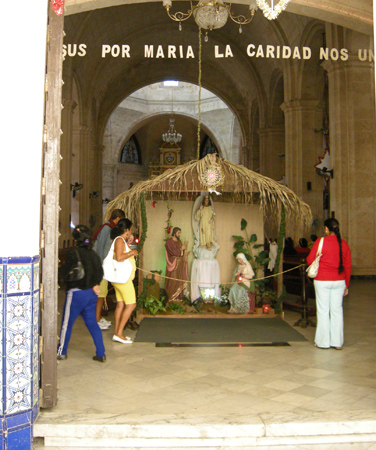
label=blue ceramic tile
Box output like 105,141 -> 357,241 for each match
6,411 -> 31,429
32,403 -> 39,424
6,264 -> 32,295
32,262 -> 40,293
0,256 -> 40,445
5,294 -> 32,415
0,265 -> 3,294
7,424 -> 32,450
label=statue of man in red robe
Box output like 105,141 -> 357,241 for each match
165,227 -> 189,301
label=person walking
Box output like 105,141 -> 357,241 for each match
57,225 -> 106,362
109,218 -> 138,344
306,218 -> 351,350
93,208 -> 125,330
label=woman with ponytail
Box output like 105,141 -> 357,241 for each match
109,218 -> 138,344
306,218 -> 351,350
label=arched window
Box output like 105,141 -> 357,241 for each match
200,135 -> 218,159
120,135 -> 141,164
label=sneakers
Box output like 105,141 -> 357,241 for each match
93,355 -> 106,362
98,318 -> 111,330
99,317 -> 111,326
57,354 -> 67,360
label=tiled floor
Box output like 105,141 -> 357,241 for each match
35,279 -> 376,449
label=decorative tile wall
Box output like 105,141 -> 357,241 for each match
0,256 -> 40,450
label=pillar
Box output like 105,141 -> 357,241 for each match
60,99 -> 77,245
280,99 -> 325,218
258,126 -> 285,181
323,54 -> 376,274
78,125 -> 93,227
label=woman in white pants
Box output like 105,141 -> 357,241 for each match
306,218 -> 351,350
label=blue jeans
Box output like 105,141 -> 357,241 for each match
313,280 -> 346,348
57,288 -> 105,357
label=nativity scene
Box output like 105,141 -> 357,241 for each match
104,153 -> 312,317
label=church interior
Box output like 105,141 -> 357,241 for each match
3,0 -> 376,448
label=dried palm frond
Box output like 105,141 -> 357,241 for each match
105,154 -> 312,236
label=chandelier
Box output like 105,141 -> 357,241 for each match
162,118 -> 182,145
163,0 -> 291,35
163,0 -> 256,34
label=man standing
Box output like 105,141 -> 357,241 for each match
93,209 -> 125,329
165,227 -> 189,301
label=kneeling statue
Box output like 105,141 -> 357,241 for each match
228,253 -> 255,314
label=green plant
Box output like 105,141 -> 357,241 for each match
136,193 -> 148,267
219,283 -> 230,303
137,273 -> 161,310
143,295 -> 167,315
232,219 -> 270,297
273,204 -> 285,275
167,303 -> 185,314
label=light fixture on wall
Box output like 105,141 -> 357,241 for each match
102,198 -> 111,204
162,118 -> 182,145
70,182 -> 83,198
163,0 -> 290,35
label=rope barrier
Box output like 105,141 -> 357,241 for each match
135,264 -> 305,286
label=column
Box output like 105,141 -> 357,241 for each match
323,55 -> 376,274
60,99 -> 77,245
78,125 -> 93,227
280,99 -> 324,214
258,126 -> 285,181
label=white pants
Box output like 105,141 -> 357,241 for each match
313,280 -> 346,348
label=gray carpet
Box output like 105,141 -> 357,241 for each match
134,317 -> 308,343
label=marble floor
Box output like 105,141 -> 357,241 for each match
34,279 -> 376,449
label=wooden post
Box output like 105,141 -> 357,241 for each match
40,2 -> 64,408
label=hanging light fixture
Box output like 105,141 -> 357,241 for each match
255,0 -> 291,20
163,0 -> 256,35
162,118 -> 182,145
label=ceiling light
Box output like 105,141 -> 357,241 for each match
163,0 -> 256,35
162,118 -> 182,145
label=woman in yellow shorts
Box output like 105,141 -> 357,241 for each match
110,218 -> 138,344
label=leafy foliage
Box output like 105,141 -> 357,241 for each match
136,193 -> 148,267
167,303 -> 185,314
232,218 -> 270,300
143,295 -> 167,315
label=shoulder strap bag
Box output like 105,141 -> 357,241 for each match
66,249 -> 85,282
103,237 -> 132,284
306,238 -> 324,278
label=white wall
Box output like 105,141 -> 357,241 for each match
0,2 -> 48,256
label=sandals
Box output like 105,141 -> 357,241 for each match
314,343 -> 342,350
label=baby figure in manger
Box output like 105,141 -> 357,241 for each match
191,193 -> 221,302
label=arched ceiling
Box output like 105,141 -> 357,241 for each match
64,0 -> 373,35
63,1 -> 317,139
62,0 -> 373,146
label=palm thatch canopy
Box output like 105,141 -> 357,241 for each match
105,154 -> 312,234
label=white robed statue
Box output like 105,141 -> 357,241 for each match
191,193 -> 220,302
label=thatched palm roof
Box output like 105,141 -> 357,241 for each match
105,154 -> 312,233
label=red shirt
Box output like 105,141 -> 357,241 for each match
306,234 -> 351,287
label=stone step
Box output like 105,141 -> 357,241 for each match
34,411 -> 376,448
